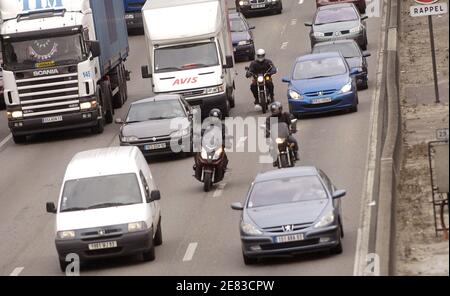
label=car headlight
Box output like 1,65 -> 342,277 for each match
239,0 -> 248,5
128,221 -> 147,232
57,230 -> 76,240
340,81 -> 353,94
171,127 -> 190,138
238,40 -> 251,46
275,138 -> 285,144
241,221 -> 263,236
80,100 -> 97,110
313,32 -> 325,37
350,26 -> 362,33
314,212 -> 335,228
206,84 -> 225,95
289,90 -> 303,100
7,110 -> 23,119
121,135 -> 139,143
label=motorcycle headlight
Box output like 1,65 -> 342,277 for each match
241,221 -> 263,236
314,212 -> 335,228
350,26 -> 362,34
340,81 -> 353,94
313,32 -> 325,37
213,147 -> 224,160
121,135 -> 139,143
57,230 -> 76,240
128,221 -> 147,232
257,76 -> 264,83
275,138 -> 285,144
289,90 -> 303,100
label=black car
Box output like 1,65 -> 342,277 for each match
232,167 -> 346,265
230,12 -> 256,61
117,94 -> 194,157
236,0 -> 283,17
312,40 -> 371,89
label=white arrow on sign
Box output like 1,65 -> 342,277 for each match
410,2 -> 448,17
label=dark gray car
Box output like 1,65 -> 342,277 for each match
117,94 -> 194,157
231,167 -> 346,265
312,39 -> 371,89
305,3 -> 368,50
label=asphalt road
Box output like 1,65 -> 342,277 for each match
0,0 -> 382,276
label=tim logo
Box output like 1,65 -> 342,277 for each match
173,77 -> 198,86
20,0 -> 64,12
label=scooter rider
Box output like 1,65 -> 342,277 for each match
246,49 -> 277,106
265,101 -> 299,161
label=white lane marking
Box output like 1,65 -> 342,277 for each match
183,243 -> 198,262
298,0 -> 304,4
280,24 -> 288,36
10,267 -> 24,276
213,183 -> 227,198
0,134 -> 12,149
291,19 -> 298,26
281,42 -> 289,50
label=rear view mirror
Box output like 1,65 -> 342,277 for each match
141,65 -> 152,79
361,15 -> 369,21
362,51 -> 371,58
150,190 -> 161,202
46,202 -> 57,214
304,21 -> 312,27
249,26 -> 255,30
350,68 -> 360,76
332,190 -> 347,199
88,41 -> 101,58
224,55 -> 234,69
282,77 -> 291,83
231,202 -> 244,211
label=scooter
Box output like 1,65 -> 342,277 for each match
193,142 -> 227,192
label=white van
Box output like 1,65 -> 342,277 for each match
46,146 -> 162,272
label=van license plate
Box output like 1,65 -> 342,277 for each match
42,116 -> 63,124
276,234 -> 304,243
88,241 -> 118,251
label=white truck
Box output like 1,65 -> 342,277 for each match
141,0 -> 236,118
0,0 -> 129,143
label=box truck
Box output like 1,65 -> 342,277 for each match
141,0 -> 236,118
123,0 -> 146,31
0,0 -> 129,143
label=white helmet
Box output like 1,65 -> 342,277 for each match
256,49 -> 266,62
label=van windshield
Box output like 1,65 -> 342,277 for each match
60,173 -> 142,213
154,42 -> 219,73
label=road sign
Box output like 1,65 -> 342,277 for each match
410,2 -> 448,17
436,128 -> 449,141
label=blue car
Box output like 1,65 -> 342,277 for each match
282,52 -> 359,117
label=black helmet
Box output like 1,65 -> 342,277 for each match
209,108 -> 222,119
270,101 -> 283,116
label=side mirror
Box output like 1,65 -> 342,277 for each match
332,189 -> 347,199
350,68 -> 360,76
361,15 -> 369,21
224,55 -> 234,69
115,118 -> 124,124
304,21 -> 312,27
291,118 -> 298,125
88,41 -> 101,58
46,202 -> 57,214
362,51 -> 371,58
150,190 -> 161,202
141,65 -> 152,79
282,77 -> 291,83
245,66 -> 249,71
231,202 -> 244,211
249,26 -> 255,30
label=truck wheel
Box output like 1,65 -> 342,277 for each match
113,64 -> 127,108
121,64 -> 129,103
12,134 -> 27,144
154,218 -> 163,246
92,117 -> 105,134
100,81 -> 114,124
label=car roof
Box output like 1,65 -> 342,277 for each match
318,3 -> 354,10
254,167 -> 319,183
296,52 -> 343,62
64,147 -> 142,181
131,94 -> 182,105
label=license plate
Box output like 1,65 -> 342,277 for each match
88,241 -> 117,251
145,143 -> 167,151
251,4 -> 265,9
312,98 -> 332,105
276,233 -> 304,243
42,115 -> 63,124
125,14 -> 134,19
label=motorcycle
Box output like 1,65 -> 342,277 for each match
193,139 -> 227,192
246,66 -> 274,114
262,119 -> 298,169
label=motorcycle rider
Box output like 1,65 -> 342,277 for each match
265,101 -> 299,162
245,49 -> 277,106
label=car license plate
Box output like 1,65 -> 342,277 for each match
276,234 -> 304,243
125,14 -> 134,19
42,115 -> 63,124
251,4 -> 265,9
145,143 -> 167,151
312,98 -> 332,105
88,241 -> 118,251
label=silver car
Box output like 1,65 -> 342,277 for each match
305,3 -> 368,50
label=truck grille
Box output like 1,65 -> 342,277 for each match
16,70 -> 80,118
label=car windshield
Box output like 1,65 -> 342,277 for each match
60,173 -> 142,212
314,43 -> 360,58
248,176 -> 328,208
127,99 -> 185,122
293,57 -> 347,80
154,42 -> 219,73
2,33 -> 85,71
230,18 -> 247,32
315,7 -> 358,24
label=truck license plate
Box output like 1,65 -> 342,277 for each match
88,241 -> 118,251
42,116 -> 63,124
